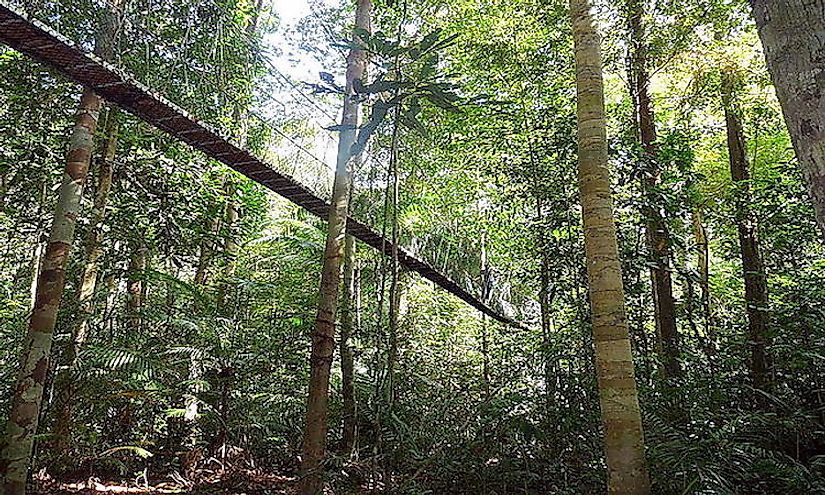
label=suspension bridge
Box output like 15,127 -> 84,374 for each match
0,0 -> 529,328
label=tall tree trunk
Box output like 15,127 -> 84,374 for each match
536,198 -> 557,415
570,0 -> 652,492
51,107 -> 120,457
218,178 -> 239,311
691,211 -> 710,334
384,95 -> 403,410
339,233 -> 357,455
750,0 -> 825,239
480,233 -> 492,400
627,0 -> 681,381
0,88 -> 102,495
691,209 -> 716,359
722,71 -> 772,391
298,1 -> 371,492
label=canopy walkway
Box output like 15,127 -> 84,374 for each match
0,0 -> 527,328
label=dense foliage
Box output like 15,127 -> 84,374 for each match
1,0 -> 824,493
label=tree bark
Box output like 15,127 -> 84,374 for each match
480,233 -> 492,399
126,243 -> 146,334
194,214 -> 220,287
218,178 -> 239,311
536,214 -> 556,415
28,235 -> 45,314
51,107 -> 120,457
750,0 -> 825,239
183,352 -> 202,448
1,88 -> 102,495
691,210 -> 711,340
298,1 -> 371,492
627,0 -> 681,381
339,233 -> 357,455
722,71 -> 773,391
570,0 -> 652,492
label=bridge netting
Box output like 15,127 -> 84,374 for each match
0,0 -> 537,327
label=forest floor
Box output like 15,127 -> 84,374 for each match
32,470 -> 298,494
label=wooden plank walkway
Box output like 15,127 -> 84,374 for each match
0,2 -> 525,328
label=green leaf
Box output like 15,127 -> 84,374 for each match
99,446 -> 154,459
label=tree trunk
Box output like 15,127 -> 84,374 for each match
51,106 -> 120,457
750,0 -> 825,239
126,243 -> 146,334
627,0 -> 681,381
722,71 -> 773,392
570,0 -> 652,492
480,233 -> 492,399
28,235 -> 45,314
1,87 -> 102,495
536,198 -> 557,415
691,209 -> 718,363
339,233 -> 357,455
183,352 -> 202,448
691,210 -> 711,338
298,1 -> 371,492
194,215 -> 220,287
218,178 -> 239,313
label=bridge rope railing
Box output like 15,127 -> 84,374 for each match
0,0 -> 536,327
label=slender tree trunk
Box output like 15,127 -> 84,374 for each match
218,178 -> 239,312
750,0 -> 825,239
298,1 -> 371,492
73,108 -> 119,353
570,0 -> 651,492
480,233 -> 492,399
1,88 -> 102,495
627,0 -> 681,381
51,107 -> 120,457
722,72 -> 773,391
183,353 -> 202,448
691,209 -> 715,358
28,237 -> 45,314
339,233 -> 357,455
126,243 -> 146,334
538,247 -> 557,415
103,272 -> 117,335
691,211 -> 710,333
384,96 -> 403,410
26,181 -> 49,314
194,215 -> 220,287
535,198 -> 557,415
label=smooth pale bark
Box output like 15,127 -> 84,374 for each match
750,0 -> 825,239
627,0 -> 681,381
722,73 -> 772,391
1,88 -> 102,495
298,1 -> 371,492
27,238 -> 44,314
52,107 -> 120,456
570,0 -> 651,492
339,233 -> 357,454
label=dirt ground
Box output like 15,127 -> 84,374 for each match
32,471 -> 297,495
